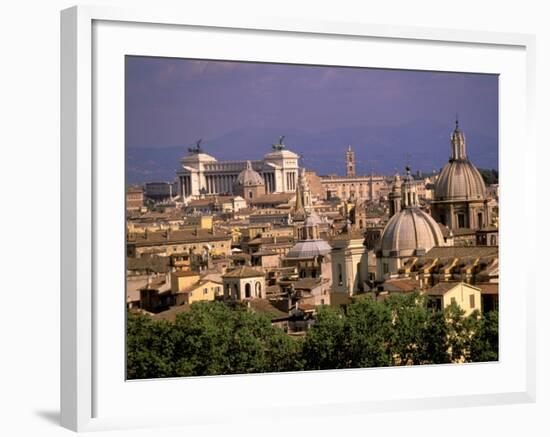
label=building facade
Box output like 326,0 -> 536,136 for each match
176,140 -> 300,200
126,186 -> 144,211
320,146 -> 388,202
222,266 -> 266,301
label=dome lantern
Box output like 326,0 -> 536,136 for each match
450,118 -> 467,161
401,166 -> 419,208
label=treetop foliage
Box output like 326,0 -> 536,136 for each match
127,294 -> 498,380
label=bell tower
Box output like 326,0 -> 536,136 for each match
346,145 -> 356,177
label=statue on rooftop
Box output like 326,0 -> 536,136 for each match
272,135 -> 286,151
188,139 -> 203,154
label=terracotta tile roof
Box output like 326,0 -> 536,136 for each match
426,281 -> 461,295
426,281 -> 482,296
230,253 -> 252,260
477,283 -> 499,294
247,298 -> 289,320
128,229 -> 232,247
266,284 -> 283,295
152,304 -> 191,323
383,278 -> 420,292
288,278 -> 329,290
249,193 -> 294,205
222,266 -> 265,278
423,246 -> 498,259
127,256 -> 170,273
172,270 -> 200,277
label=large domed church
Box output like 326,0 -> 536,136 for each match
431,121 -> 492,230
376,167 -> 448,281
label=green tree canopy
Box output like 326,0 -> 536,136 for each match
127,296 -> 499,379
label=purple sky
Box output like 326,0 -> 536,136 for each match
126,56 -> 498,167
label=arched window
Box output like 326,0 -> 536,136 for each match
337,264 -> 343,286
255,282 -> 262,297
245,283 -> 251,298
477,212 -> 483,229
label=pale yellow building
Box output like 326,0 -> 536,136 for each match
425,281 -> 481,317
330,230 -> 370,296
183,215 -> 213,231
176,279 -> 223,305
171,270 -> 201,293
127,229 -> 232,258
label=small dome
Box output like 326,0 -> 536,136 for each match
434,160 -> 486,200
380,208 -> 445,256
286,239 -> 332,259
236,161 -> 264,187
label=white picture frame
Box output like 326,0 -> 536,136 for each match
60,5 -> 536,432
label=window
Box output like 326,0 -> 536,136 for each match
457,213 -> 465,228
255,282 -> 262,296
470,294 -> 475,309
245,283 -> 251,298
203,288 -> 208,295
337,264 -> 343,285
451,297 -> 456,305
477,212 -> 483,229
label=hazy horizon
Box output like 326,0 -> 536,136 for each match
126,56 -> 498,183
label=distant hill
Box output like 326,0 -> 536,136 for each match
126,120 -> 498,184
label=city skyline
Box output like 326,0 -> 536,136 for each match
125,57 -> 499,379
126,57 -> 498,183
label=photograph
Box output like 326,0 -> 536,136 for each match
125,56 -> 499,380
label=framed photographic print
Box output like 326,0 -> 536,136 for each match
61,5 -> 536,432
